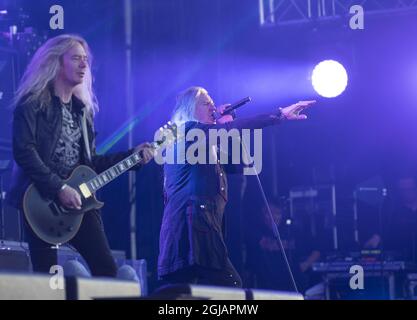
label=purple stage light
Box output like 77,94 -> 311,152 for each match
311,60 -> 348,98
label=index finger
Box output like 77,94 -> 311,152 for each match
298,100 -> 316,105
295,101 -> 316,111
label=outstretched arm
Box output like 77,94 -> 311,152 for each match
214,100 -> 316,129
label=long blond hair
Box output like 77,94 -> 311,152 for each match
171,86 -> 207,125
14,34 -> 98,115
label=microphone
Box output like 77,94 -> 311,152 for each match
215,96 -> 252,119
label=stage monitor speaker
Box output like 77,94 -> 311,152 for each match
65,277 -> 141,300
0,273 -> 65,300
246,289 -> 304,300
151,284 -> 246,300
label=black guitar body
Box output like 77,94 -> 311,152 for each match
23,165 -> 103,245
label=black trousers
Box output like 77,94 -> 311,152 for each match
161,260 -> 243,288
24,210 -> 117,277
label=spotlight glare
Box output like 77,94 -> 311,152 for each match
312,60 -> 348,98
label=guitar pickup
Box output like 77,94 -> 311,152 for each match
79,183 -> 92,198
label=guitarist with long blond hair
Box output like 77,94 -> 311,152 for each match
7,34 -> 154,277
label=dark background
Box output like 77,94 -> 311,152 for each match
1,0 -> 417,291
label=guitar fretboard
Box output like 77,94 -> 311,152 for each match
85,141 -> 159,193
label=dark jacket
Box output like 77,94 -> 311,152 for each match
8,93 -> 137,209
158,114 -> 281,277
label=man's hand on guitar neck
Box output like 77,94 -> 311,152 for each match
58,185 -> 82,210
134,142 -> 155,164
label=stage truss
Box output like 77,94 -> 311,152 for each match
259,0 -> 417,27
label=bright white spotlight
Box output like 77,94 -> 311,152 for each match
311,60 -> 348,98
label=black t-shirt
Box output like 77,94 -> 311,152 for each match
50,102 -> 82,179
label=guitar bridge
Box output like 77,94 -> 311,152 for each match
79,183 -> 92,198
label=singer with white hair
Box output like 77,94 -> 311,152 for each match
158,86 -> 315,287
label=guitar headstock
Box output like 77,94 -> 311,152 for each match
155,121 -> 180,148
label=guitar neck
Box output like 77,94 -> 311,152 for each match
85,141 -> 159,193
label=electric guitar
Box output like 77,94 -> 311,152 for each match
23,122 -> 177,245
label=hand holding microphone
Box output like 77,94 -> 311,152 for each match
215,104 -> 235,124
215,97 -> 252,124
214,97 -> 316,123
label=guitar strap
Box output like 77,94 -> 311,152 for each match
81,109 -> 92,162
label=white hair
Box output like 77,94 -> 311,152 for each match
171,86 -> 207,125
